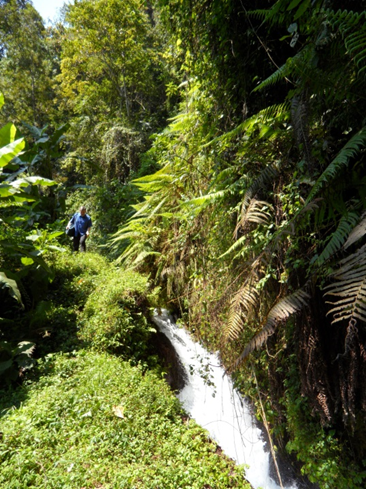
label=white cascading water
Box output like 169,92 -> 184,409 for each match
153,310 -> 298,489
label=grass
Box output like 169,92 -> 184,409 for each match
0,251 -> 251,488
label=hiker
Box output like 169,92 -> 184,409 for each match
66,206 -> 92,252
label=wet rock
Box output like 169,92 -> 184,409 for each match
150,330 -> 187,392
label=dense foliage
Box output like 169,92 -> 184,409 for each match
111,1 -> 366,486
1,0 -> 366,487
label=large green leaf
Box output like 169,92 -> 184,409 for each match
11,176 -> 57,188
0,184 -> 17,198
0,123 -> 18,147
0,359 -> 13,374
0,272 -> 24,307
0,138 -> 25,168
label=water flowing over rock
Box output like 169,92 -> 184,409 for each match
152,310 -> 300,489
149,329 -> 187,391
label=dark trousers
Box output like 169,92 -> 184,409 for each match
73,234 -> 87,252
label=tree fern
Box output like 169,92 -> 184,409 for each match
233,289 -> 310,368
252,63 -> 291,92
219,235 -> 249,260
324,244 -> 366,324
132,166 -> 174,193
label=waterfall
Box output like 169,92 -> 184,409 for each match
152,310 -> 298,489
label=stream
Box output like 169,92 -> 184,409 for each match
152,310 -> 299,489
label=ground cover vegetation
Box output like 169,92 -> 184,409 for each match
1,253 -> 249,488
1,0 -> 366,487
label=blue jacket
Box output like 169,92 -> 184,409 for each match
70,212 -> 92,237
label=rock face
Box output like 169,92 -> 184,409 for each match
150,330 -> 187,392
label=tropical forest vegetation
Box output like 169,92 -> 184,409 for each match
1,0 -> 366,487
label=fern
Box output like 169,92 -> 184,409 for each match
204,103 -> 289,151
236,199 -> 272,235
253,45 -> 315,93
307,127 -> 366,202
324,244 -> 366,324
252,63 -> 291,92
328,9 -> 366,74
181,189 -> 229,211
224,282 -> 260,340
314,212 -> 359,266
132,167 -> 174,192
256,102 -> 291,121
233,289 -> 310,367
344,211 -> 366,249
249,0 -> 315,27
241,162 -> 280,210
219,235 -> 248,260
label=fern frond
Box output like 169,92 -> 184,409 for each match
328,9 -> 366,73
238,199 -> 272,232
130,195 -> 170,221
14,341 -> 36,357
224,283 -> 260,340
252,63 -> 289,93
307,127 -> 366,202
344,211 -> 366,249
114,242 -> 146,264
324,244 -> 366,324
234,289 -> 310,367
132,165 -> 174,192
131,250 -> 161,267
110,217 -> 150,242
181,189 -> 229,209
315,212 -> 359,266
241,162 -> 280,210
219,235 -> 248,259
249,0 -> 312,28
204,103 -> 289,150
253,46 -> 314,93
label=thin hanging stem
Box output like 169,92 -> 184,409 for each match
252,364 -> 284,489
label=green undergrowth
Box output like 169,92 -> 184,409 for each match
0,352 -> 250,488
0,251 -> 251,488
38,252 -> 160,367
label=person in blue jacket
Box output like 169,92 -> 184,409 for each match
67,205 -> 92,252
